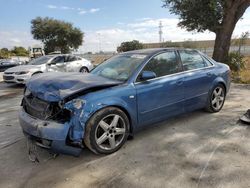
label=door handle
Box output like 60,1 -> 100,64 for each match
176,80 -> 183,85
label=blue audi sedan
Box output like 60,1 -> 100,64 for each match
19,48 -> 230,156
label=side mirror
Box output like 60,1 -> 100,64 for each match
140,71 -> 156,81
47,62 -> 54,66
55,63 -> 64,67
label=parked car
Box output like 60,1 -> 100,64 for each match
3,54 -> 93,84
0,59 -> 25,72
19,48 -> 231,156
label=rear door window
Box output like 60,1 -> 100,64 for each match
51,56 -> 65,64
67,55 -> 78,62
179,50 -> 208,71
203,56 -> 214,67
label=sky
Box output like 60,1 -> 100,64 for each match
0,0 -> 250,53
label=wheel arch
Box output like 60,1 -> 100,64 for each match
210,77 -> 228,95
111,105 -> 133,134
217,81 -> 227,93
86,104 -> 134,135
79,66 -> 89,72
32,71 -> 43,76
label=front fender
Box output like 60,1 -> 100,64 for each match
83,96 -> 137,130
64,95 -> 137,141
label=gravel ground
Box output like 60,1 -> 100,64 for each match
0,83 -> 250,188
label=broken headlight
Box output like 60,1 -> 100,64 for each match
72,99 -> 86,109
65,98 -> 86,111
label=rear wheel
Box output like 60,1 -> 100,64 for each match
80,67 -> 89,73
205,84 -> 226,113
84,107 -> 129,154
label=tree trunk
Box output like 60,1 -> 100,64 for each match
212,13 -> 237,63
212,0 -> 250,63
212,26 -> 235,63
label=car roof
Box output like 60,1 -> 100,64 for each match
121,48 -> 198,56
40,55 -> 57,59
44,54 -> 81,58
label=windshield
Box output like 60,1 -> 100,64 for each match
28,56 -> 52,65
91,54 -> 146,81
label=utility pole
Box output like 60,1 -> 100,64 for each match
159,21 -> 163,43
97,33 -> 101,53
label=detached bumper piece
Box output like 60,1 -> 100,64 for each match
19,108 -> 81,156
240,109 -> 250,125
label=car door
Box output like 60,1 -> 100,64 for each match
47,55 -> 66,72
135,50 -> 185,126
178,50 -> 216,112
65,55 -> 81,72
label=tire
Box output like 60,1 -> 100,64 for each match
80,67 -> 89,73
84,107 -> 129,154
205,84 -> 226,113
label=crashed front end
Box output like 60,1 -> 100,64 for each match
18,72 -> 122,157
19,92 -> 85,156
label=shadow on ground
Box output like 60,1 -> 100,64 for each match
0,84 -> 249,188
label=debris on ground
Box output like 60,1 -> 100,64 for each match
240,109 -> 250,125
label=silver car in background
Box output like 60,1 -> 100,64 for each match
3,54 -> 94,84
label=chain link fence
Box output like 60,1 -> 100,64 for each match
199,45 -> 250,57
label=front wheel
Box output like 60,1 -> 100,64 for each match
80,67 -> 89,73
205,84 -> 226,113
84,107 -> 129,154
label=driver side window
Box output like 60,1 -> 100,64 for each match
138,51 -> 180,81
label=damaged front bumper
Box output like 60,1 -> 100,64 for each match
19,107 -> 82,156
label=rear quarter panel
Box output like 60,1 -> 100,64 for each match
210,63 -> 231,94
66,61 -> 82,72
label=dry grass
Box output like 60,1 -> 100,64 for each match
244,56 -> 250,69
239,70 -> 250,84
238,56 -> 250,84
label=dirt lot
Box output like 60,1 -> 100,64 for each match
0,82 -> 250,188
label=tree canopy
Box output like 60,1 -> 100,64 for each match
117,40 -> 144,52
0,47 -> 28,58
0,48 -> 10,59
163,0 -> 250,63
31,17 -> 84,54
163,0 -> 225,33
11,46 -> 28,56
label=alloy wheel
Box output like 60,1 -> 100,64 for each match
211,86 -> 225,111
80,67 -> 88,73
95,114 -> 126,151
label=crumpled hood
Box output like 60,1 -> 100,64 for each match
4,65 -> 41,73
26,72 -> 122,102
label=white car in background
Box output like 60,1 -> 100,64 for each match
3,54 -> 94,84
